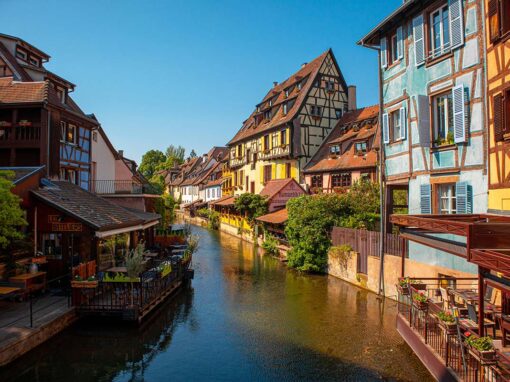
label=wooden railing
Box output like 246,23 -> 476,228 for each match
331,226 -> 403,257
91,180 -> 159,195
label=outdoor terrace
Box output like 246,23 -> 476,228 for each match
91,180 -> 160,195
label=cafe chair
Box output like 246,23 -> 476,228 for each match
459,303 -> 496,337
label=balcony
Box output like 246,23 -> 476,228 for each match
91,180 -> 159,195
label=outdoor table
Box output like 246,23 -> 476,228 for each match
450,289 -> 479,304
9,271 -> 46,293
0,286 -> 21,295
106,267 -> 127,273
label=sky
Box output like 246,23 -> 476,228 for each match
1,0 -> 401,163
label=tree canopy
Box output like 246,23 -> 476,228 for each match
234,193 -> 268,227
0,171 -> 27,249
285,180 -> 380,272
139,149 -> 166,179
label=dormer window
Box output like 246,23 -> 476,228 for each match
330,145 -> 340,155
29,56 -> 40,67
283,103 -> 288,115
297,82 -> 302,90
56,87 -> 66,103
269,99 -> 273,107
284,89 -> 289,98
335,109 -> 343,119
355,141 -> 368,155
15,48 -> 27,61
264,110 -> 272,121
257,106 -> 261,112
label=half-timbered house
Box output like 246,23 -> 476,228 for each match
486,0 -> 510,214
303,105 -> 380,193
227,49 -> 354,195
360,0 -> 487,274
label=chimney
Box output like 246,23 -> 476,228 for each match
347,85 -> 357,111
118,150 -> 124,157
273,81 -> 278,87
301,62 -> 308,68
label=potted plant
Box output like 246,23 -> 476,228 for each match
412,292 -> 429,311
437,310 -> 457,334
465,333 -> 496,363
398,277 -> 426,294
71,274 -> 98,288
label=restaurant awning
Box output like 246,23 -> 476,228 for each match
256,208 -> 288,225
31,180 -> 159,238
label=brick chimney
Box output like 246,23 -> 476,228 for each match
347,85 -> 357,111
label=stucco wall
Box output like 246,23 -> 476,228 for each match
91,132 -> 116,185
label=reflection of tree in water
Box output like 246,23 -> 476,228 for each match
2,286 -> 196,382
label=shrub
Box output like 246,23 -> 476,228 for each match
261,234 -> 280,257
207,210 -> 220,230
329,244 -> 353,271
234,193 -> 268,227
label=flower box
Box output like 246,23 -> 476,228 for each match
71,280 -> 98,288
397,284 -> 410,295
412,301 -> 428,311
439,320 -> 457,335
468,348 -> 496,364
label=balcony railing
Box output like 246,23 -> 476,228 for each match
91,180 -> 159,195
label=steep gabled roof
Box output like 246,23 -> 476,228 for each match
304,105 -> 380,174
228,49 -> 344,145
260,178 -> 306,201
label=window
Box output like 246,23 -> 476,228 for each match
390,33 -> 398,63
29,56 -> 40,67
284,89 -> 289,98
237,144 -> 242,158
330,145 -> 340,155
280,129 -> 287,145
489,0 -> 510,42
269,99 -> 273,107
264,110 -> 271,120
66,124 -> 77,144
263,165 -> 272,184
391,110 -> 401,141
297,81 -> 302,90
283,102 -> 288,115
355,141 -> 367,154
432,91 -> 454,146
60,168 -> 78,185
263,135 -> 270,151
325,81 -> 335,92
272,133 -> 279,148
311,105 -> 322,117
285,163 -> 291,178
335,109 -> 343,119
437,184 -> 456,214
429,5 -> 450,57
311,175 -> 323,189
494,89 -> 510,141
332,173 -> 351,187
15,48 -> 27,60
92,131 -> 97,142
56,87 -> 66,103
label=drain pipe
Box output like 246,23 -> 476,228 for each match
360,40 -> 386,298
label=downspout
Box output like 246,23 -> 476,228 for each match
46,107 -> 51,177
361,41 -> 386,297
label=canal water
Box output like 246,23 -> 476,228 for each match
1,226 -> 432,381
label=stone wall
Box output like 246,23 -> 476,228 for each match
328,249 -> 477,300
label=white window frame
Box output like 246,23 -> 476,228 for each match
429,5 -> 451,58
438,183 -> 456,214
432,91 -> 454,144
391,110 -> 401,142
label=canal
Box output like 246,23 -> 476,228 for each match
0,226 -> 432,381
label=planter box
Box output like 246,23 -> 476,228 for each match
71,280 -> 98,288
397,285 -> 410,295
439,321 -> 457,335
468,348 -> 496,364
411,283 -> 427,291
413,301 -> 428,311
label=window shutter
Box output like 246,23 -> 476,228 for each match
382,113 -> 390,144
449,0 -> 465,50
286,128 -> 290,145
494,93 -> 504,142
260,166 -> 264,184
261,137 -> 265,151
420,184 -> 432,214
452,85 -> 467,143
456,181 -> 472,214
271,164 -> 276,180
396,26 -> 404,60
413,15 -> 425,67
399,107 -> 407,140
418,95 -> 431,147
380,37 -> 388,69
488,0 -> 501,42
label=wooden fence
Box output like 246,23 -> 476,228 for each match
331,227 -> 403,258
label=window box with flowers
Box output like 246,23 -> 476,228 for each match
412,291 -> 429,310
465,333 -> 496,363
436,310 -> 457,335
397,277 -> 426,295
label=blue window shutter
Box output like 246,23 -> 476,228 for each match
452,85 -> 467,143
420,184 -> 431,214
399,107 -> 407,140
456,181 -> 472,214
413,15 -> 425,67
396,26 -> 404,60
382,113 -> 390,144
381,37 -> 388,69
449,0 -> 464,50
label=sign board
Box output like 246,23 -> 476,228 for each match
51,223 -> 83,232
269,181 -> 306,212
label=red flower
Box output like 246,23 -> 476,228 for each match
465,331 -> 471,337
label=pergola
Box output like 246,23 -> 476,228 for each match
391,213 -> 510,336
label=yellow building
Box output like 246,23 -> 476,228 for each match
227,49 -> 354,196
486,0 -> 510,214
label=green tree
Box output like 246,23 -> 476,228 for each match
165,145 -> 185,165
285,194 -> 349,272
139,149 -> 166,179
0,171 -> 27,249
234,193 -> 268,228
339,179 -> 380,230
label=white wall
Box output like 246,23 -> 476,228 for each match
91,131 -> 116,189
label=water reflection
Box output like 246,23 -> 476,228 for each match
0,226 -> 431,382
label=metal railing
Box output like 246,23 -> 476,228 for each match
397,278 -> 510,381
91,180 -> 159,195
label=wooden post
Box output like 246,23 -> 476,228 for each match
401,238 -> 407,277
478,267 -> 484,337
